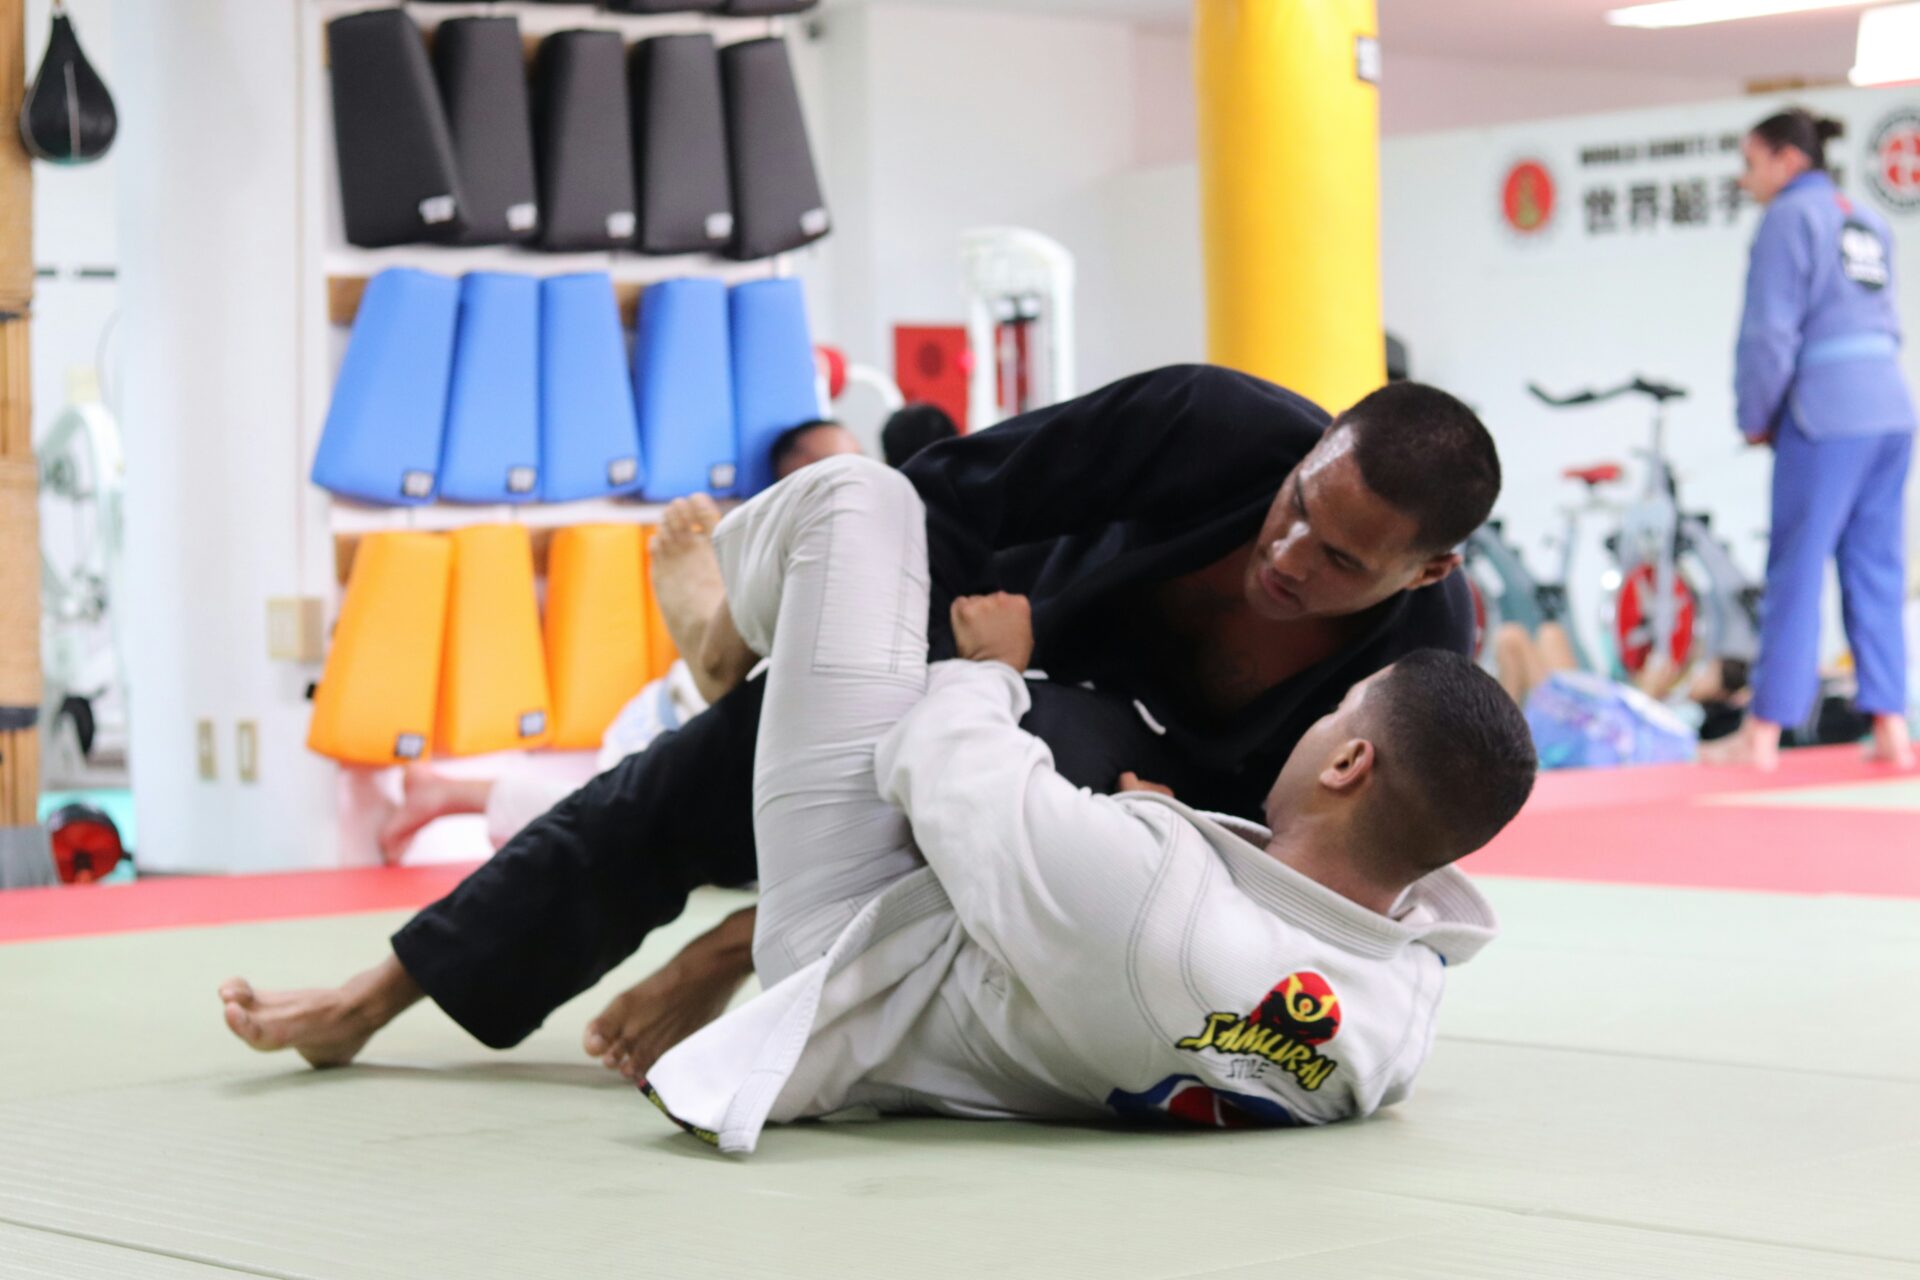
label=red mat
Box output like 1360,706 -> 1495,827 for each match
0,862 -> 479,945
1466,746 -> 1920,898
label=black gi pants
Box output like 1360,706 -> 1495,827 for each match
390,674 -> 1201,1048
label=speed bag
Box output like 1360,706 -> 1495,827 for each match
20,9 -> 118,164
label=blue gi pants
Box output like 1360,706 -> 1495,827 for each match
1753,422 -> 1912,726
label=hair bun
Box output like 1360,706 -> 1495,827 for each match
1816,117 -> 1845,142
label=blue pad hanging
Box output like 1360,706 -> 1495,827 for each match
313,267 -> 459,505
541,273 -> 646,502
439,272 -> 541,504
634,279 -> 737,500
729,278 -> 818,496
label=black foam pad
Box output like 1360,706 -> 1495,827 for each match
630,34 -> 734,256
432,17 -> 540,246
327,8 -> 467,248
720,38 -> 830,261
721,0 -> 822,13
531,30 -> 638,251
605,1 -> 726,12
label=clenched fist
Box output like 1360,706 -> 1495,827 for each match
952,593 -> 1034,672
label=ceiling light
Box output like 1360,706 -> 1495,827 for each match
1606,0 -> 1876,29
1850,2 -> 1920,83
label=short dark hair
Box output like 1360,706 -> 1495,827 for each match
1333,381 -> 1501,552
1751,107 -> 1843,172
881,403 -> 960,469
1370,649 -> 1536,870
769,419 -> 845,475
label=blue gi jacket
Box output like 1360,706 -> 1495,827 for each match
1735,170 -> 1914,441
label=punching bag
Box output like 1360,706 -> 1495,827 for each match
20,4 -> 117,164
1195,0 -> 1380,414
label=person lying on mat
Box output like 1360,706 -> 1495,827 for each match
218,366 -> 1504,1083
637,457 -> 1532,1153
375,421 -> 866,864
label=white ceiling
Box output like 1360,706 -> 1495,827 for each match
851,0 -> 1872,83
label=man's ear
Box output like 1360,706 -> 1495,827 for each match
1410,550 -> 1463,591
1318,738 -> 1376,793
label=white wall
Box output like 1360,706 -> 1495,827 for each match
1378,51 -> 1739,137
113,0 -> 337,872
812,3 -> 1155,391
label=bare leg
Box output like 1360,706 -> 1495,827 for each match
651,496 -> 755,704
1536,622 -> 1579,676
1868,714 -> 1915,767
378,766 -> 493,865
583,906 -> 756,1080
1493,623 -> 1541,706
219,953 -> 422,1068
1701,715 -> 1783,772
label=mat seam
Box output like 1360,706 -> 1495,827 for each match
0,1212 -> 309,1280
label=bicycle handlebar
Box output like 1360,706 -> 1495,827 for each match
1528,376 -> 1689,408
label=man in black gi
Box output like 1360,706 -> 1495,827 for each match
218,364 -> 1504,1075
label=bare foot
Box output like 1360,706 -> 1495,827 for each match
378,766 -> 492,865
219,955 -> 422,1068
651,496 -> 752,703
1867,714 -> 1915,768
582,906 -> 756,1081
1700,717 -> 1782,772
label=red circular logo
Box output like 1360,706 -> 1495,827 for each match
1868,109 -> 1920,212
1253,971 -> 1343,1046
1501,160 -> 1556,234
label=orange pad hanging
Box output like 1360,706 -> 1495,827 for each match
545,523 -> 650,749
640,525 -> 682,682
437,524 -> 554,756
309,532 -> 453,765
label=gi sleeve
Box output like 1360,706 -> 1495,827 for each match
1735,202 -> 1814,439
901,365 -> 1329,597
874,660 -> 1175,979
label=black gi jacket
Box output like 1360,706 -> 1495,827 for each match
907,362 -> 1474,816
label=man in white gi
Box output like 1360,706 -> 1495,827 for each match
642,456 -> 1536,1153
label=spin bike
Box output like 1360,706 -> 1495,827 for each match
1527,376 -> 1762,680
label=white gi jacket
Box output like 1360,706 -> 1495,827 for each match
643,661 -> 1498,1155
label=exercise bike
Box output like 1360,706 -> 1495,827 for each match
1461,508 -> 1599,675
1527,376 -> 1762,681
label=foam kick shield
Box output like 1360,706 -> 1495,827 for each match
540,273 -> 646,502
729,277 -> 819,497
432,16 -> 541,245
635,278 -> 738,500
721,0 -> 822,13
439,273 -> 541,504
720,38 -> 831,261
327,8 -> 468,248
312,268 -> 460,506
630,34 -> 734,256
531,30 -> 639,252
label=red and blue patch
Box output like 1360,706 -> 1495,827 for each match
1107,1075 -> 1299,1129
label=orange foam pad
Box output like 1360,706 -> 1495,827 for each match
308,532 -> 452,766
437,525 -> 553,756
640,525 -> 681,681
545,523 -> 650,749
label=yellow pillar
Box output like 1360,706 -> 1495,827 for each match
1195,0 -> 1383,415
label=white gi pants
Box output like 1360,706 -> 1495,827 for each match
710,456 -> 933,986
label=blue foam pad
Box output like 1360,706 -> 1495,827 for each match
313,268 -> 459,505
439,272 -> 541,503
540,272 -> 645,502
729,277 -> 818,496
634,278 -> 738,500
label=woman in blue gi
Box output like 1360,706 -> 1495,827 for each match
1719,108 -> 1915,771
